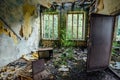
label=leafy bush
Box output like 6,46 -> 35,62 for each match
112,41 -> 120,55
53,48 -> 74,67
60,29 -> 74,47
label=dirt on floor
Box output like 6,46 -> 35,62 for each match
0,47 -> 119,80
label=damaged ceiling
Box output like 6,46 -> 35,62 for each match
28,0 -> 93,8
31,0 -> 77,8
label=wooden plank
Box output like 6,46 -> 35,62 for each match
38,48 -> 53,51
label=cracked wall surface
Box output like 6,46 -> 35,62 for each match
97,0 -> 120,15
0,0 -> 40,68
0,0 -> 120,68
22,3 -> 35,39
0,21 -> 18,44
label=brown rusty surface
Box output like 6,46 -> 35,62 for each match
32,59 -> 45,75
87,13 -> 114,72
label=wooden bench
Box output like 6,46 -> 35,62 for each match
38,48 -> 53,59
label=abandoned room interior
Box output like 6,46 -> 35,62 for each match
0,0 -> 120,80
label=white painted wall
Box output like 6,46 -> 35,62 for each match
0,16 -> 40,68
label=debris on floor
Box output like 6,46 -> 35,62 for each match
0,47 -> 119,80
0,52 -> 38,80
58,65 -> 69,72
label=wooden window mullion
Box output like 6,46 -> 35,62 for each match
48,15 -> 50,39
72,14 -> 73,39
66,14 -> 68,39
43,14 -> 45,38
77,14 -> 79,39
82,13 -> 84,39
53,15 -> 54,39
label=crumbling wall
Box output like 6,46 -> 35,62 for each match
0,21 -> 18,44
0,0 -> 40,68
22,3 -> 35,39
97,0 -> 120,15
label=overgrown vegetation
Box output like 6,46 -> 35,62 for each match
60,29 -> 74,47
111,41 -> 120,62
112,41 -> 120,55
53,48 -> 75,67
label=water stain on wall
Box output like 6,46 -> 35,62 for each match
21,3 -> 35,39
0,21 -> 18,44
97,0 -> 104,12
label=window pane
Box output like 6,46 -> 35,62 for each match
54,15 -> 58,39
49,15 -> 53,38
78,14 -> 83,39
73,14 -> 77,39
116,15 -> 120,41
66,13 -> 85,40
42,13 -> 58,39
44,15 -> 49,38
42,15 -> 44,38
67,14 -> 72,39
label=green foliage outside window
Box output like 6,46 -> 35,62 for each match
66,12 -> 85,40
42,13 -> 58,39
116,15 -> 120,41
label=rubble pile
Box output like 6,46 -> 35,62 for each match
0,47 -> 119,80
0,52 -> 38,80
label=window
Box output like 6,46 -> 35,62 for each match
66,12 -> 85,40
116,15 -> 120,41
42,13 -> 58,40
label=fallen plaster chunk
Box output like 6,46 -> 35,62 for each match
22,52 -> 38,61
110,62 -> 120,69
83,57 -> 87,62
58,65 -> 69,72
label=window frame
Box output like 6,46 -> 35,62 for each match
66,11 -> 86,41
115,15 -> 120,41
41,12 -> 59,40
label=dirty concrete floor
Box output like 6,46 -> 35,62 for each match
0,47 -> 120,80
45,47 -> 120,80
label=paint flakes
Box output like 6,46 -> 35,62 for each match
22,3 -> 35,39
0,21 -> 18,44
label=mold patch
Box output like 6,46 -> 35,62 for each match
22,3 -> 35,39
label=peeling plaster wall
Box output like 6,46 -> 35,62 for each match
97,0 -> 120,15
0,0 -> 40,68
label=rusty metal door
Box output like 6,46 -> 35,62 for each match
87,14 -> 114,72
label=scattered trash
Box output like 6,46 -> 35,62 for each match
58,65 -> 69,72
110,62 -> 120,69
0,47 -> 119,80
